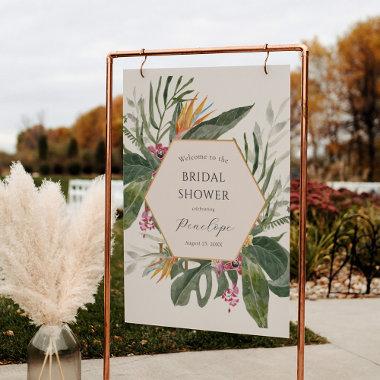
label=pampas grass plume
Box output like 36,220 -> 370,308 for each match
0,162 -> 116,326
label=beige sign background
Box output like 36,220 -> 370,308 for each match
123,65 -> 290,337
146,140 -> 265,261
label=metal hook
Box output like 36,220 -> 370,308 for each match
264,44 -> 269,75
140,49 -> 147,78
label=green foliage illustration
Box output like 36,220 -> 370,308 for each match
123,75 -> 290,329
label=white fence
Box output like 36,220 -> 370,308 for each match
327,181 -> 380,194
68,179 -> 379,209
68,179 -> 123,209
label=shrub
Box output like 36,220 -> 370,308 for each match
291,180 -> 380,218
331,188 -> 380,209
82,163 -> 94,175
96,164 -> 105,174
53,163 -> 64,174
325,209 -> 380,295
67,162 -> 81,176
23,164 -> 34,173
112,163 -> 121,174
95,141 -> 105,173
66,137 -> 78,158
290,180 -> 380,281
39,163 -> 50,175
291,180 -> 339,215
290,222 -> 334,280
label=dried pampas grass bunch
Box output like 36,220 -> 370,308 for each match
0,162 -> 116,326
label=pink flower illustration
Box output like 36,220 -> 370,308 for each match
223,255 -> 242,275
148,143 -> 168,160
222,283 -> 240,313
139,208 -> 155,233
212,255 -> 242,278
211,260 -> 225,277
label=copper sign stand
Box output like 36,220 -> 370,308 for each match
104,44 -> 308,380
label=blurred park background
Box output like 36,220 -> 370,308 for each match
1,17 -> 379,181
0,0 -> 379,321
0,2 -> 379,183
0,0 -> 379,370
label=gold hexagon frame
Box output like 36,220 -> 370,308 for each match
144,139 -> 266,262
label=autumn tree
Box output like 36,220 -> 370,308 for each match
38,135 -> 48,160
72,106 -> 104,150
46,127 -> 72,159
71,96 -> 123,170
67,137 -> 79,158
72,96 -> 123,151
17,124 -> 44,153
16,124 -> 45,166
95,140 -> 106,172
0,151 -> 15,175
336,16 -> 380,181
291,18 -> 380,181
291,38 -> 334,177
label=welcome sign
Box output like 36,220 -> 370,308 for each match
123,66 -> 290,337
145,139 -> 265,261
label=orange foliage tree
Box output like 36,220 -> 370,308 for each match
72,96 -> 122,150
291,17 -> 379,181
336,16 -> 380,181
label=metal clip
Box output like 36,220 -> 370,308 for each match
264,44 -> 269,75
140,48 -> 147,78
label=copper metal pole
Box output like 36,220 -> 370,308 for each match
104,54 -> 113,380
297,47 -> 309,380
107,44 -> 306,59
104,43 -> 308,380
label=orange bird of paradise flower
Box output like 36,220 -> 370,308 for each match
175,94 -> 214,136
147,256 -> 178,283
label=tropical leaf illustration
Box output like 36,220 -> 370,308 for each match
267,216 -> 290,229
226,269 -> 238,284
242,255 -> 269,328
182,104 -> 254,140
123,148 -> 154,185
266,101 -> 274,125
240,98 -> 290,237
268,261 -> 290,297
171,261 -> 213,307
214,271 -> 229,299
123,180 -> 150,229
243,236 -> 288,281
123,76 -> 290,328
123,124 -> 138,146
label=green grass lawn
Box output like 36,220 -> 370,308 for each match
0,219 -> 327,365
32,175 -> 71,198
1,174 -> 73,198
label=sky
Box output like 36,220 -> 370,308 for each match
0,0 -> 379,153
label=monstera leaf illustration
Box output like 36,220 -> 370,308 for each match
171,261 -> 212,307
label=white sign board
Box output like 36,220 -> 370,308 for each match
123,66 -> 290,337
